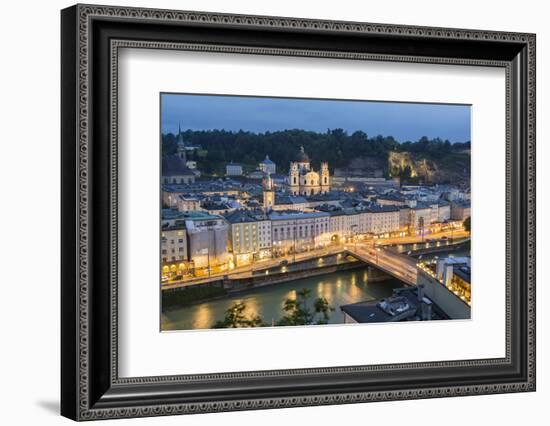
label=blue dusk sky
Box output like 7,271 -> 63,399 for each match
161,93 -> 471,143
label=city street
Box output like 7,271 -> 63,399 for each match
163,228 -> 469,290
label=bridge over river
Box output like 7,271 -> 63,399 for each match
344,244 -> 418,286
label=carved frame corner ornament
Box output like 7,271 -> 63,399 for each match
61,3 -> 535,421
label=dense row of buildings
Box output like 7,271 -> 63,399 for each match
161,139 -> 470,279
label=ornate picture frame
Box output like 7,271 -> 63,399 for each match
61,4 -> 535,420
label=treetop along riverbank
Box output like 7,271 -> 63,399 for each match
212,288 -> 334,328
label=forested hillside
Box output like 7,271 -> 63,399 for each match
162,128 -> 470,183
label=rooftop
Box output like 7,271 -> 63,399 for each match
162,155 -> 195,177
454,266 -> 471,283
225,209 -> 269,224
162,209 -> 222,222
260,155 -> 275,164
275,195 -> 308,205
306,192 -> 344,202
341,287 -> 449,323
412,202 -> 433,210
201,201 -> 235,211
294,145 -> 310,163
365,204 -> 400,213
162,182 -> 242,193
269,210 -> 330,221
439,256 -> 471,266
452,200 -> 471,208
376,193 -> 406,202
177,194 -> 199,201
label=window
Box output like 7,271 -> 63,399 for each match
179,247 -> 184,252
178,238 -> 184,243
161,249 -> 167,254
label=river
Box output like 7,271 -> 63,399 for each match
161,266 -> 403,330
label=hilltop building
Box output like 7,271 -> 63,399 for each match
226,162 -> 243,176
259,155 -> 276,175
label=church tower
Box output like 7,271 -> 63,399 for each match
262,173 -> 275,211
289,163 -> 299,196
176,123 -> 187,162
320,162 -> 330,193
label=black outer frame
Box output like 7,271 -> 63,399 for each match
61,4 -> 536,421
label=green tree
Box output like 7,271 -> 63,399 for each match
276,288 -> 334,326
212,302 -> 264,328
463,216 -> 471,233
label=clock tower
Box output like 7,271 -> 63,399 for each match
262,173 -> 275,211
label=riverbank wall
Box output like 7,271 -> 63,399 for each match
162,254 -> 383,307
225,260 -> 365,293
408,240 -> 470,257
387,239 -> 470,257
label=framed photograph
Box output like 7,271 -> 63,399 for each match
61,4 -> 536,421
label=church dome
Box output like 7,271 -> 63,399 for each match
261,155 -> 275,164
295,146 -> 310,162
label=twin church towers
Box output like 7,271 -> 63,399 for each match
288,146 -> 330,196
263,145 -> 331,211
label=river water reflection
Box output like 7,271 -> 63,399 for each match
162,266 -> 403,331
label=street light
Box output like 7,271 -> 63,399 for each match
292,218 -> 297,263
351,224 -> 358,250
201,247 -> 211,278
451,224 -> 454,243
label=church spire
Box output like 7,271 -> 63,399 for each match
177,122 -> 185,146
176,122 -> 187,162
